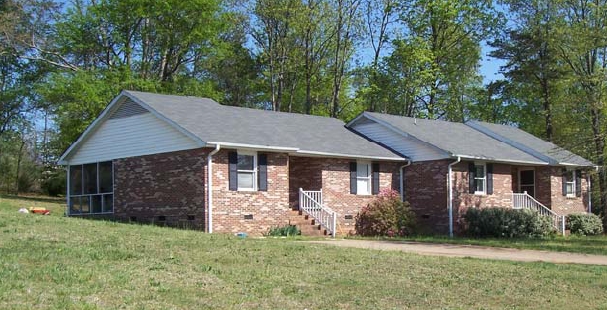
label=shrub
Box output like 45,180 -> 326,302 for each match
266,224 -> 301,237
40,168 -> 66,197
566,213 -> 604,236
355,189 -> 415,237
464,207 -> 554,238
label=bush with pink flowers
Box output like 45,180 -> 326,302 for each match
355,189 -> 415,237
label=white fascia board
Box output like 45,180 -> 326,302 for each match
206,142 -> 299,152
558,162 -> 595,168
292,150 -> 407,161
352,112 -> 451,158
452,154 -> 548,166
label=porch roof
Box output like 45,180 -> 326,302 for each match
125,91 -> 405,161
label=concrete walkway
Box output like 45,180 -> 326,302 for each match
308,239 -> 607,266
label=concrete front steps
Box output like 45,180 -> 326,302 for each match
288,209 -> 329,237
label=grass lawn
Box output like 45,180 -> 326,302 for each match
365,234 -> 607,256
1,196 -> 607,309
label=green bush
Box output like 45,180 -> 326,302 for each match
566,213 -> 604,236
355,189 -> 415,237
266,224 -> 301,237
41,168 -> 66,197
464,207 -> 554,238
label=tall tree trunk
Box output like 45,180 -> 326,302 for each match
14,139 -> 25,195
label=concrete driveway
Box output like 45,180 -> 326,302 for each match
308,239 -> 607,266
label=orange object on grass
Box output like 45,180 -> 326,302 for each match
29,207 -> 50,215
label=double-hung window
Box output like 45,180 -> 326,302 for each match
474,164 -> 486,195
237,151 -> 257,191
564,170 -> 575,197
356,162 -> 371,195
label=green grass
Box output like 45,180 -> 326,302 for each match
354,233 -> 607,256
1,196 -> 607,309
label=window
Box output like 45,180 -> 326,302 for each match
68,161 -> 113,214
237,152 -> 257,191
564,170 -> 575,197
474,164 -> 486,194
519,169 -> 535,197
356,162 -> 371,195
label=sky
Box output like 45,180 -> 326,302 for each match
479,44 -> 506,84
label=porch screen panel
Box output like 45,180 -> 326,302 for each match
99,161 -> 113,193
68,161 -> 114,214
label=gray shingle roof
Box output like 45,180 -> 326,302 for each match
362,112 -> 548,165
126,91 -> 403,160
468,121 -> 594,166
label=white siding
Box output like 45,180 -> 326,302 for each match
351,122 -> 448,161
68,113 -> 200,165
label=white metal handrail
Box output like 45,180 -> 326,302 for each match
299,188 -> 337,237
512,192 -> 566,235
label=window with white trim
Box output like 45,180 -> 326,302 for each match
69,161 -> 113,214
356,162 -> 371,195
237,151 -> 257,191
564,170 -> 575,197
474,164 -> 486,194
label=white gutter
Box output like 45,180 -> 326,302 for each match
206,141 -> 298,152
451,154 -> 547,166
292,150 -> 405,162
207,144 -> 221,233
448,156 -> 461,238
400,159 -> 412,202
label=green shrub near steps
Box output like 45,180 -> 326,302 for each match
566,213 -> 604,236
266,224 -> 301,237
464,207 -> 554,238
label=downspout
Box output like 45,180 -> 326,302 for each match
66,165 -> 71,216
399,159 -> 412,202
207,144 -> 221,233
588,174 -> 592,213
448,156 -> 461,238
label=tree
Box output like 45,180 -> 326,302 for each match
556,0 -> 607,224
490,0 -> 566,141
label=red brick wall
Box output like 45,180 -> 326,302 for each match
289,156 -> 323,208
113,148 -> 207,229
288,157 -> 400,234
319,158 -> 400,235
210,149 -> 291,235
403,160 -> 450,234
404,160 -> 516,235
537,166 -> 588,215
452,162 -> 514,231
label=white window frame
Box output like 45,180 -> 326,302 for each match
356,161 -> 372,195
237,150 -> 257,191
474,163 -> 486,195
565,170 -> 576,198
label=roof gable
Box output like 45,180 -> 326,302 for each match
349,112 -> 547,165
58,91 -> 205,164
466,121 -> 594,167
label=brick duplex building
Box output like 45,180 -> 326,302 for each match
347,112 -> 594,235
59,91 -> 594,236
58,91 -> 405,236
